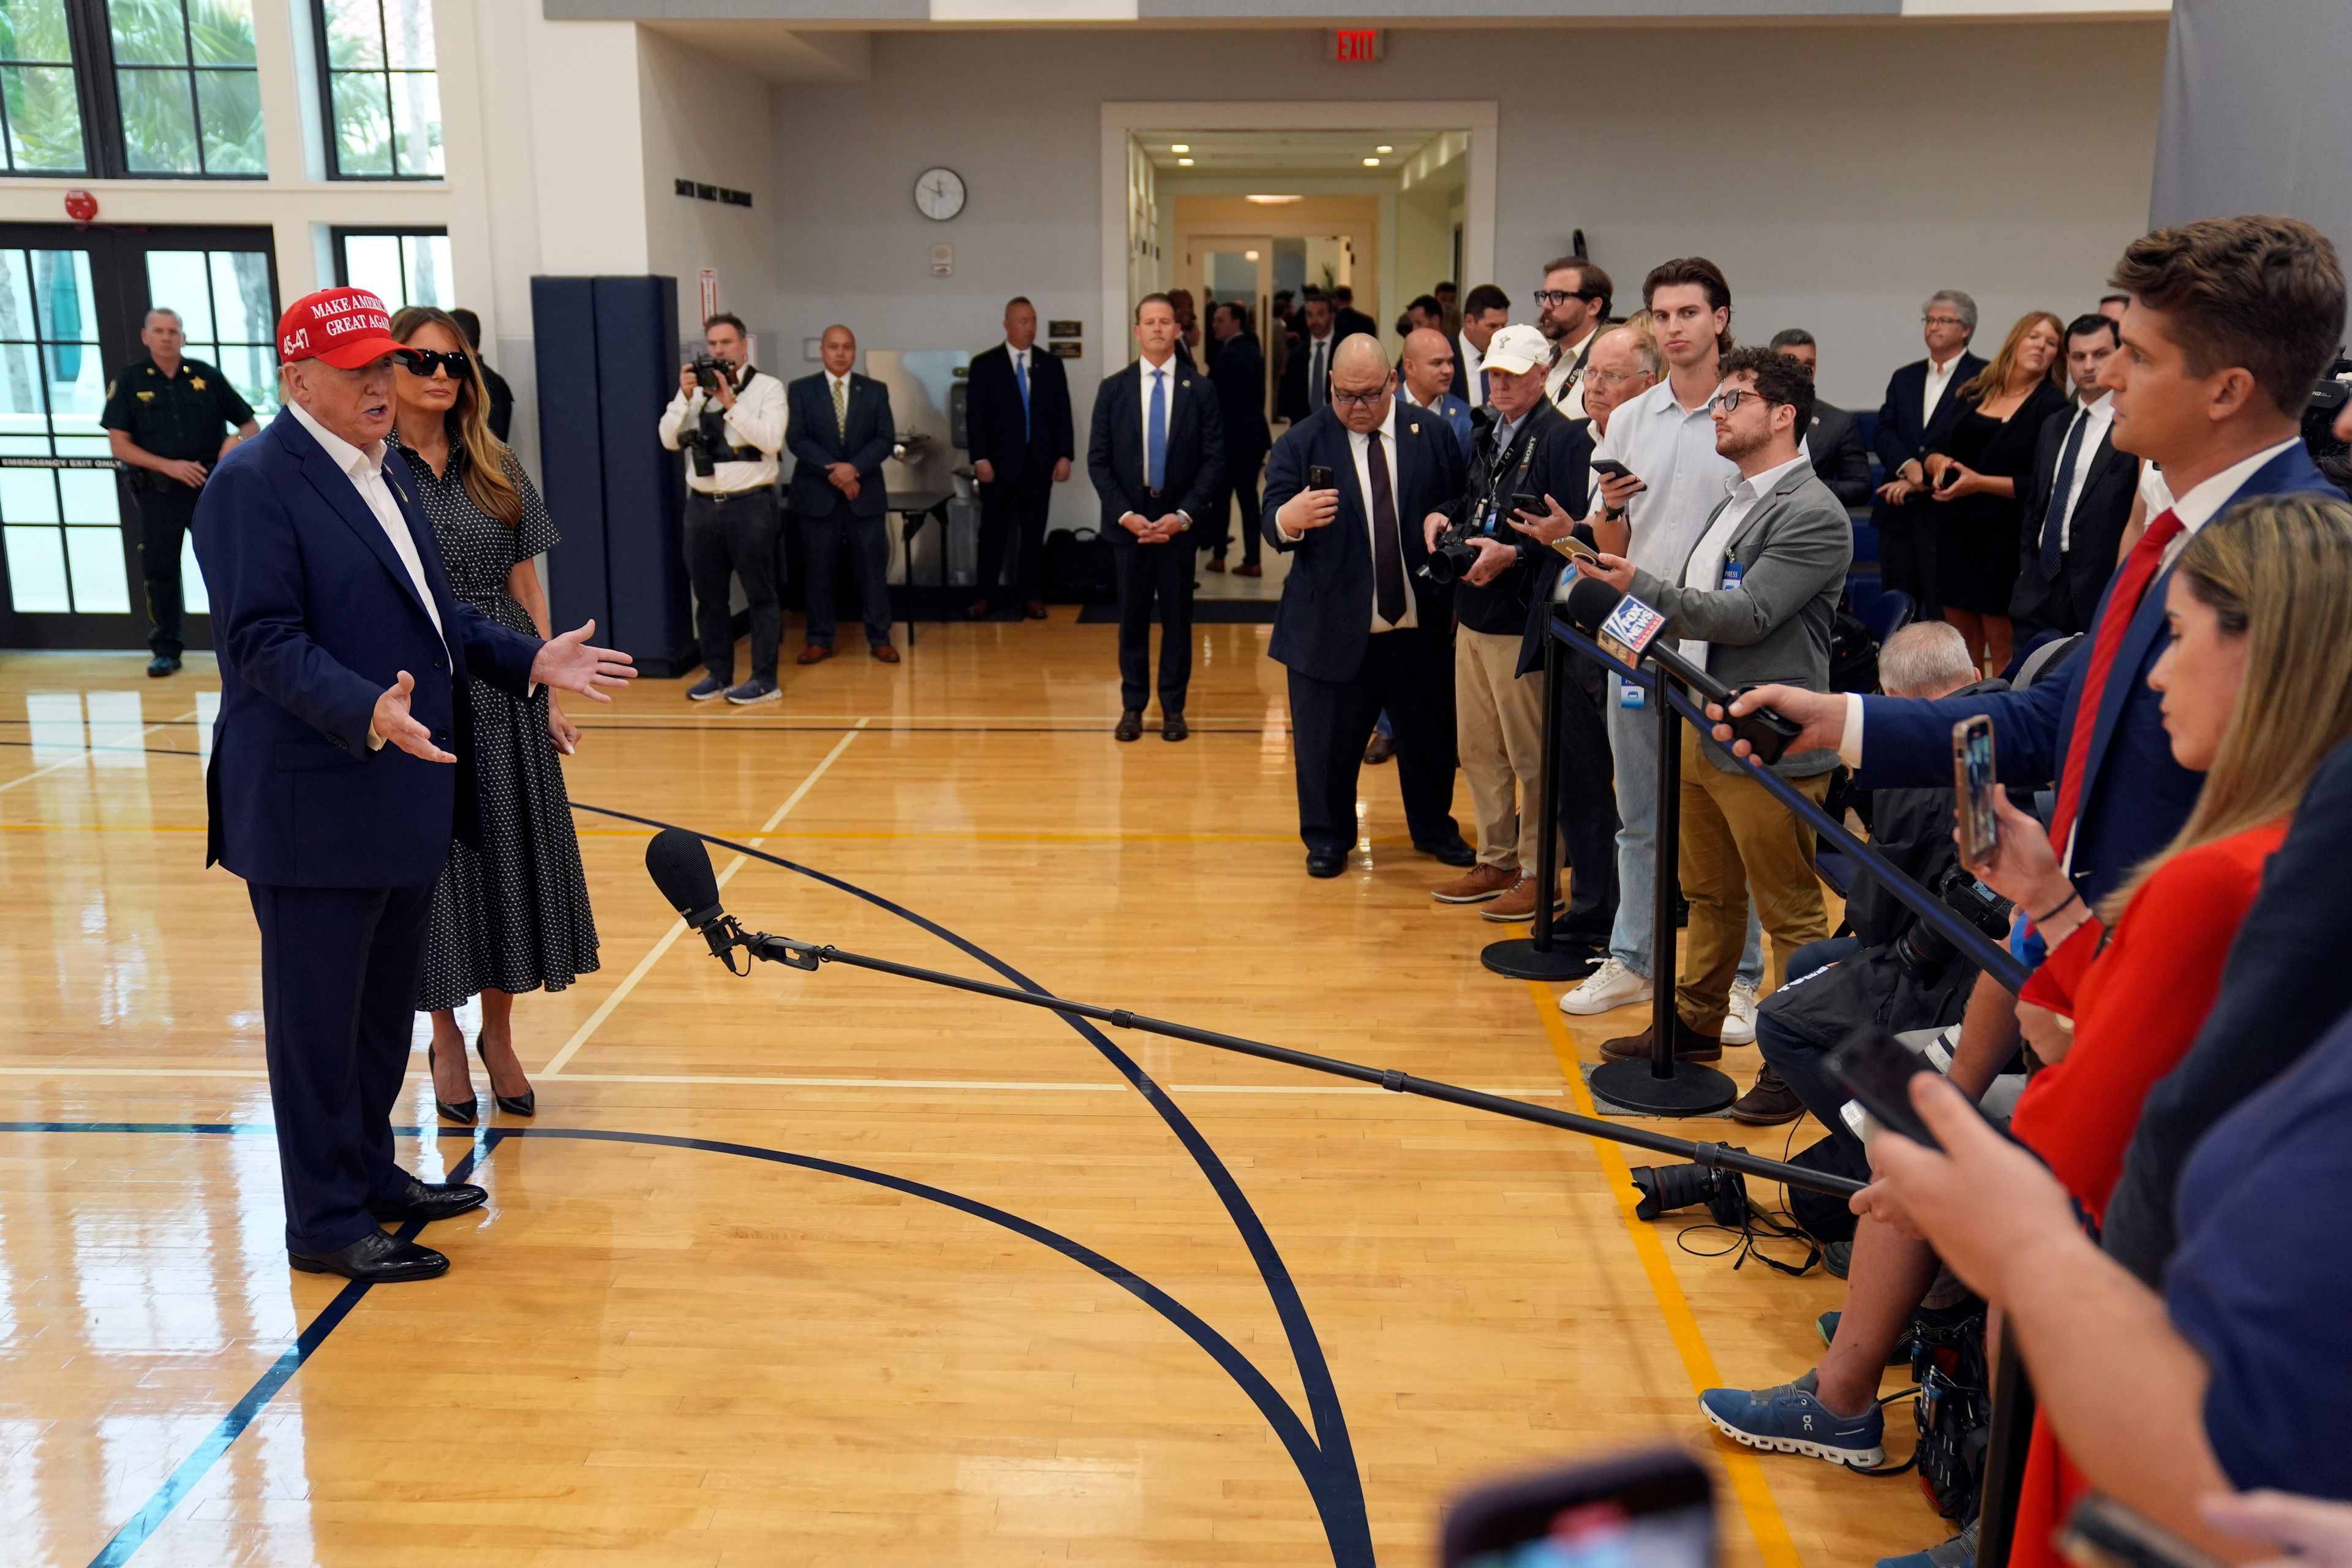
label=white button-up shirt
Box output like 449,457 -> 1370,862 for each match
1545,326 -> 1599,420
2048,393 -> 2116,552
1591,376 -> 1739,583
286,399 -> 444,649
1458,331 -> 1490,406
1921,351 -> 1966,430
1676,451 -> 1807,668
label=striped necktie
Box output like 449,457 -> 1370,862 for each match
832,376 -> 847,439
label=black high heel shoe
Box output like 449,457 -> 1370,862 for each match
476,1037 -> 536,1118
427,1043 -> 478,1126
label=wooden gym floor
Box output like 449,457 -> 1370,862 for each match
0,614 -> 1943,1567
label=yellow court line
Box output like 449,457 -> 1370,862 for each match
1531,982 -> 1804,1568
538,720 -> 870,1079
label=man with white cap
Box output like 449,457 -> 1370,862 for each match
195,287 -> 635,1283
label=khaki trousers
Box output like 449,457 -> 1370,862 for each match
1455,627 -> 1547,872
1675,726 -> 1832,1035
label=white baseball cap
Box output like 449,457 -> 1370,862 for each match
1480,323 -> 1551,377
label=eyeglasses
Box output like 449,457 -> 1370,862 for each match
1708,388 -> 1775,414
1585,368 -> 1643,388
1921,315 -> 1968,330
394,347 -> 470,378
1330,386 -> 1389,409
1532,289 -> 1600,308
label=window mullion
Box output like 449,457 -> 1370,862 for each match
179,0 -> 202,175
65,0 -> 124,179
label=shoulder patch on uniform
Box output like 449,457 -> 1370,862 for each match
105,380 -> 115,398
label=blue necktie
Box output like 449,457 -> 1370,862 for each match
2040,410 -> 2091,579
1146,367 -> 1167,492
1015,352 -> 1030,441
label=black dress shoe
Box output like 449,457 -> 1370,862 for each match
1305,850 -> 1346,878
1114,709 -> 1144,742
146,655 -> 179,677
428,1042 -> 476,1126
368,1178 -> 489,1223
1162,715 -> 1188,742
289,1230 -> 450,1282
1414,835 -> 1478,868
477,1039 -> 535,1117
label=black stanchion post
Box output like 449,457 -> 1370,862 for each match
1588,666 -> 1736,1115
1483,633 -> 1603,981
1973,1335 -> 2038,1568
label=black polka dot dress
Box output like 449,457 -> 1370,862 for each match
398,431 -> 601,1013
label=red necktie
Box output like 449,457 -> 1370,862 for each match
2045,507 -> 2185,859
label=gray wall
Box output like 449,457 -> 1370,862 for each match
2154,0 -> 2352,255
763,21 -> 2165,524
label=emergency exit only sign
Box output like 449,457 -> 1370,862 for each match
1329,28 -> 1384,62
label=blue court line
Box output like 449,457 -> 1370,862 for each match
12,1123 -> 1337,1564
570,801 -> 1376,1566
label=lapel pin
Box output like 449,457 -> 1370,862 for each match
1410,421 -> 1421,435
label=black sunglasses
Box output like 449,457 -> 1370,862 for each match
394,347 -> 470,378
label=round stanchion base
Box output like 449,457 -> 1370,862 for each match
1480,935 -> 1606,981
1588,1057 -> 1738,1117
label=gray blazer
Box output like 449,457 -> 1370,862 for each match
1625,459 -> 1853,778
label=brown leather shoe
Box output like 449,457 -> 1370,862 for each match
1480,873 -> 1567,923
1023,601 -> 1047,619
1364,732 -> 1397,765
1599,1017 -> 1723,1064
870,644 -> 901,664
967,598 -> 992,619
1728,1063 -> 1807,1126
797,644 -> 832,665
1431,862 -> 1517,904
1234,562 -> 1263,578
1206,557 -> 1226,573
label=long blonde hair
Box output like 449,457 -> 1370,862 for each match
2105,494 -> 2352,914
1960,310 -> 2065,405
390,304 -> 522,528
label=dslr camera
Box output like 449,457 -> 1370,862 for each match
1419,518 -> 1483,586
1893,865 -> 2016,977
677,354 -> 735,478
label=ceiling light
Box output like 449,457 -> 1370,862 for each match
1246,194 -> 1304,205
1177,157 -> 1194,166
1244,249 -> 1260,261
1170,143 -> 1189,153
1375,144 -> 1393,153
1362,157 -> 1381,167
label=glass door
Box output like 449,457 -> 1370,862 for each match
0,224 -> 276,650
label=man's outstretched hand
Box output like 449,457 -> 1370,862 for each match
373,671 -> 456,763
1705,684 -> 1845,759
530,620 -> 637,702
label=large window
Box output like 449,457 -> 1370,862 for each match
315,0 -> 437,178
0,2 -> 87,173
332,227 -> 448,311
0,247 -> 128,616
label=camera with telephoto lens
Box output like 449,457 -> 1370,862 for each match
1893,865 -> 2017,977
1628,1161 -> 1752,1226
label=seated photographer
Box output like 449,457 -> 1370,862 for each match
1425,323 -> 1592,922
660,312 -> 789,703
1865,1006 -> 2352,1564
1732,621 -> 2003,1129
1577,347 -> 1852,1063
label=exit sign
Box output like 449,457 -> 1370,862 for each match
1330,28 -> 1384,62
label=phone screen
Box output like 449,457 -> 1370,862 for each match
1459,1499 -> 1713,1568
1953,717 -> 1997,867
1444,1449 -> 1714,1568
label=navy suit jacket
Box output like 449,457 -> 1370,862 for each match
1260,404 -> 1466,685
785,371 -> 894,518
1087,356 -> 1224,541
1855,442 -> 2332,903
1870,352 -> 1986,532
1208,332 -> 1272,461
195,410 -> 540,889
964,344 -> 1073,481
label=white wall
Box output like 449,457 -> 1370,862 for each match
765,20 -> 2166,442
638,28 -> 779,355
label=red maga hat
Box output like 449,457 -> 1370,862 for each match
277,286 -> 403,369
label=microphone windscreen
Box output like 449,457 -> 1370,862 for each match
1564,573 -> 1626,633
646,827 -> 722,921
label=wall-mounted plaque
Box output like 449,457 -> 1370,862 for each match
1047,340 -> 1084,360
1048,320 -> 1083,339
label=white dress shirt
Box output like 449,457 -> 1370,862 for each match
1920,351 -> 1966,431
657,363 -> 786,495
1134,353 -> 1187,522
2048,393 -> 2116,552
287,399 -> 443,649
1545,327 -> 1599,420
1458,331 -> 1490,406
1839,434 -> 2305,771
1591,377 -> 1740,583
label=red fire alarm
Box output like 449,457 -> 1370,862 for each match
64,188 -> 97,223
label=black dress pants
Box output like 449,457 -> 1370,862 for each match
976,467 -> 1054,603
248,880 -> 437,1254
803,508 -> 894,649
1877,507 -> 1941,620
1286,627 -> 1460,856
1554,652 -> 1621,941
1114,530 -> 1194,715
134,483 -> 200,658
687,489 -> 781,684
1208,452 -> 1265,567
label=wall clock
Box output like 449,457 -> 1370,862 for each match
914,167 -> 966,221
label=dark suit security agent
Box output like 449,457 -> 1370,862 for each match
2011,314 -> 2137,638
1087,292 -> 1224,742
195,287 -> 635,1284
965,296 -> 1074,620
787,324 -> 900,665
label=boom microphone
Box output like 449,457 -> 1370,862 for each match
1562,575 -> 1804,765
645,827 -> 741,963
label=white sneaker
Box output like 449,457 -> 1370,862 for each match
1721,977 -> 1759,1046
1562,957 -> 1654,1016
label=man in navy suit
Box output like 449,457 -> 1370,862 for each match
1087,293 -> 1224,741
196,288 -> 633,1283
1205,300 -> 1271,575
1702,217 -> 2344,1452
786,324 -> 900,664
1262,334 -> 1474,878
1871,292 -> 1986,620
965,296 -> 1073,620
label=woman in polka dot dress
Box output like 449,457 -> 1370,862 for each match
390,306 -> 600,1123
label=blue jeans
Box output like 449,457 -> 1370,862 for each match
1605,674 -> 1762,984
1755,936 -> 1865,1151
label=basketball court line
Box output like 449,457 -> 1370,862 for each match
1531,982 -> 1805,1568
0,707 -> 197,794
538,719 -> 870,1079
